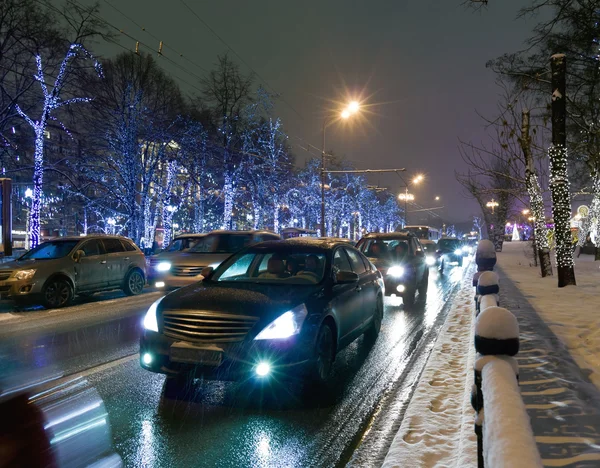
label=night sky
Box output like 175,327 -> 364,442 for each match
83,0 -> 540,226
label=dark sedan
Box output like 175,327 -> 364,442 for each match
140,239 -> 384,392
437,238 -> 464,271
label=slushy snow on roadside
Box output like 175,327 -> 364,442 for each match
382,268 -> 477,468
497,242 -> 600,389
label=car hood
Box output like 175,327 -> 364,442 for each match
159,281 -> 321,322
367,257 -> 407,269
0,258 -> 47,271
154,252 -> 232,268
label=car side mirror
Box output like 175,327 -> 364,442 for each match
200,266 -> 214,278
335,270 -> 359,284
74,250 -> 85,262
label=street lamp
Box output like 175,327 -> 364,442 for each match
24,188 -> 33,250
321,100 -> 361,237
435,196 -> 440,201
486,199 -> 499,214
397,174 -> 423,227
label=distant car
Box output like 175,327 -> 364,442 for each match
140,239 -> 384,391
147,234 -> 206,284
355,232 -> 428,307
437,238 -> 464,271
150,230 -> 281,289
419,239 -> 440,267
0,235 -> 146,308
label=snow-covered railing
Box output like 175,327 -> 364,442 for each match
470,241 -> 542,468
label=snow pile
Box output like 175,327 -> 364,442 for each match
382,271 -> 477,468
481,359 -> 543,467
497,242 -> 600,388
475,307 -> 519,342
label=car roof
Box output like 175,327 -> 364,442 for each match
361,232 -> 415,240
45,235 -> 134,242
206,230 -> 280,236
174,233 -> 206,239
253,238 -> 356,252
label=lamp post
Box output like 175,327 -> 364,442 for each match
486,198 -> 499,214
321,100 -> 361,237
24,188 -> 33,250
397,174 -> 423,227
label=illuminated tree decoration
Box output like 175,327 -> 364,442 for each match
512,223 -> 520,241
548,144 -> 575,269
14,44 -> 102,248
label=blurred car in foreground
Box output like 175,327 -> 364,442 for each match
0,235 -> 146,308
140,239 -> 384,391
355,232 -> 428,307
437,238 -> 464,271
149,230 -> 281,289
0,375 -> 122,467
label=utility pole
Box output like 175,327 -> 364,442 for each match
550,54 -> 576,287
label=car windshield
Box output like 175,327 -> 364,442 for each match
212,250 -> 327,284
358,238 -> 410,263
438,239 -> 461,250
20,240 -> 79,260
188,234 -> 253,254
165,237 -> 203,252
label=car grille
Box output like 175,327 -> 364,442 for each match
171,266 -> 204,277
162,310 -> 259,343
0,272 -> 11,281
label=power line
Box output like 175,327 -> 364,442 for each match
179,0 -> 305,122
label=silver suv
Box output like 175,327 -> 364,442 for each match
150,230 -> 281,289
0,235 -> 146,308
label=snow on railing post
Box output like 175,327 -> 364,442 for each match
470,306 -> 542,467
473,240 -> 497,307
476,271 -> 499,315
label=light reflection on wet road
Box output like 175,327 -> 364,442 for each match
79,263 -> 469,467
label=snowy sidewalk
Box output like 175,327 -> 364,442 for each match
382,266 -> 478,468
498,243 -> 600,467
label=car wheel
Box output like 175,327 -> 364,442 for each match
123,269 -> 145,296
418,270 -> 429,300
42,278 -> 73,309
311,324 -> 335,385
365,295 -> 384,341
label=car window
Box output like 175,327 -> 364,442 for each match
81,240 -> 102,256
121,240 -> 137,252
166,239 -> 183,252
219,253 -> 254,279
345,248 -> 367,275
102,238 -> 125,254
333,248 -> 352,273
20,240 -> 79,260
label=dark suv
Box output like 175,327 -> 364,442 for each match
0,235 -> 146,308
356,232 -> 428,306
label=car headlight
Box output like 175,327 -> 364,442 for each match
254,304 -> 308,340
387,266 -> 405,277
156,261 -> 171,272
454,249 -> 462,255
143,297 -> 164,332
426,256 -> 436,266
14,269 -> 36,280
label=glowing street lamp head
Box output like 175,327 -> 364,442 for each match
522,209 -> 530,215
348,101 -> 360,113
341,109 -> 351,119
435,196 -> 440,201
413,174 -> 424,184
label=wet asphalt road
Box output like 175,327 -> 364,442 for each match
0,263 -> 470,467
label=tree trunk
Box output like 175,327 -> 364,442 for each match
520,109 -> 553,277
222,172 -> 234,230
28,128 -> 45,248
550,54 -> 576,287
